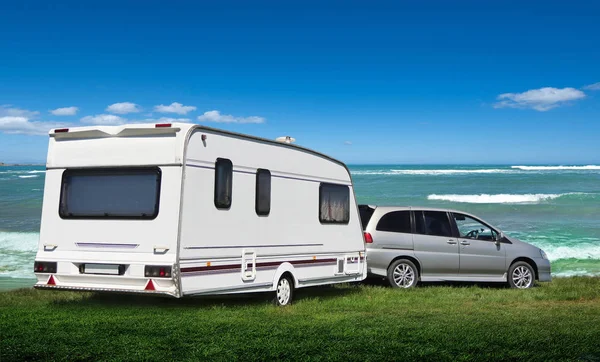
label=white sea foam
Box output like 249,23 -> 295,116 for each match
0,231 -> 39,279
27,170 -> 46,174
351,169 -> 513,176
18,175 -> 39,179
542,243 -> 600,261
427,193 -> 580,204
511,165 -> 600,171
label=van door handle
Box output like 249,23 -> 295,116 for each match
460,240 -> 470,246
447,240 -> 457,245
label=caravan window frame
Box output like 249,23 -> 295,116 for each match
318,183 -> 350,224
58,167 -> 162,220
214,158 -> 233,209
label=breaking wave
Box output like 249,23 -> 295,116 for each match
511,165 -> 600,171
427,193 -> 585,204
351,169 -> 513,176
18,175 -> 39,179
0,231 -> 39,279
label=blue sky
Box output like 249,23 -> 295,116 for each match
1,0 -> 599,164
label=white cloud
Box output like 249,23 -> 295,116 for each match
584,82 -> 600,91
154,102 -> 196,115
134,117 -> 192,123
50,106 -> 78,116
494,87 -> 585,111
106,102 -> 141,114
80,114 -> 126,125
197,110 -> 266,124
0,116 -> 67,136
344,141 -> 352,145
0,105 -> 40,118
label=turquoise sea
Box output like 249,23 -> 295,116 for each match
1,164 -> 599,290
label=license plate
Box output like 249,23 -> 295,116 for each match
83,264 -> 120,275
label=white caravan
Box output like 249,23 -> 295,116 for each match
34,123 -> 366,305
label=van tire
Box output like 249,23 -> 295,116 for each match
387,259 -> 418,288
508,261 -> 535,289
274,274 -> 294,306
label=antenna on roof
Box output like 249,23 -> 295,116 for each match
276,136 -> 296,144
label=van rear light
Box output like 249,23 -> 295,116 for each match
364,232 -> 373,244
54,128 -> 69,133
145,265 -> 172,278
34,261 -> 57,273
155,123 -> 172,128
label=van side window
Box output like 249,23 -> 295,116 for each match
319,183 -> 350,224
376,211 -> 411,233
255,169 -> 271,216
414,211 -> 426,234
214,158 -> 233,209
423,211 -> 452,237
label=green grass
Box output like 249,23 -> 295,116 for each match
1,277 -> 600,361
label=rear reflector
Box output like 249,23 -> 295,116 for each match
47,275 -> 56,285
54,128 -> 69,133
145,280 -> 156,291
155,123 -> 172,128
364,232 -> 373,244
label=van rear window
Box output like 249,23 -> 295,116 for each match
59,168 -> 161,219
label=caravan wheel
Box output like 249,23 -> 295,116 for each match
274,274 -> 294,306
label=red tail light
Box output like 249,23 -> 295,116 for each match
364,232 -> 373,244
144,265 -> 171,278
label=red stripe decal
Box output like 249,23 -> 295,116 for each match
181,258 -> 338,274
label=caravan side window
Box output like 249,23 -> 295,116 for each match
214,158 -> 233,209
255,169 -> 271,216
319,183 -> 350,224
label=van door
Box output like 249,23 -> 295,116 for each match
451,213 -> 506,278
412,211 -> 459,278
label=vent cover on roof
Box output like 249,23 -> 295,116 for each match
275,136 -> 296,144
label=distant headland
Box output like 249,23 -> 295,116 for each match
0,162 -> 45,166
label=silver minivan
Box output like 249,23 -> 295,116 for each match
360,205 -> 551,289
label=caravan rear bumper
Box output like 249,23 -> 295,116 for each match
33,273 -> 179,297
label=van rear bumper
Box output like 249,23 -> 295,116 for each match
34,273 -> 179,297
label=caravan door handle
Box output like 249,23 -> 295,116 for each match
460,240 -> 471,246
447,240 -> 457,245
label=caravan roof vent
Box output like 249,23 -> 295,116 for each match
276,136 -> 296,144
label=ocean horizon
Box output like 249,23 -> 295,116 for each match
1,163 -> 599,290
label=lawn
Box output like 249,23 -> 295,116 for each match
1,277 -> 600,361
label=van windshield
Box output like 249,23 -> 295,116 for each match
59,167 -> 161,219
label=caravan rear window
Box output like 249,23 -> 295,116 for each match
59,167 -> 161,219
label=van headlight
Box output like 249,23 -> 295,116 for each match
540,249 -> 548,260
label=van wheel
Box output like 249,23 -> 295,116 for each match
508,261 -> 535,289
387,259 -> 418,288
274,274 -> 294,306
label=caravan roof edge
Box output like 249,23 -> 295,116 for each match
187,124 -> 351,176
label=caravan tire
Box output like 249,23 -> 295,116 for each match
274,274 -> 294,306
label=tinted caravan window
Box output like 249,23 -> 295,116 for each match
319,183 -> 350,224
59,167 -> 161,219
255,169 -> 271,216
214,158 -> 233,209
376,211 -> 411,233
